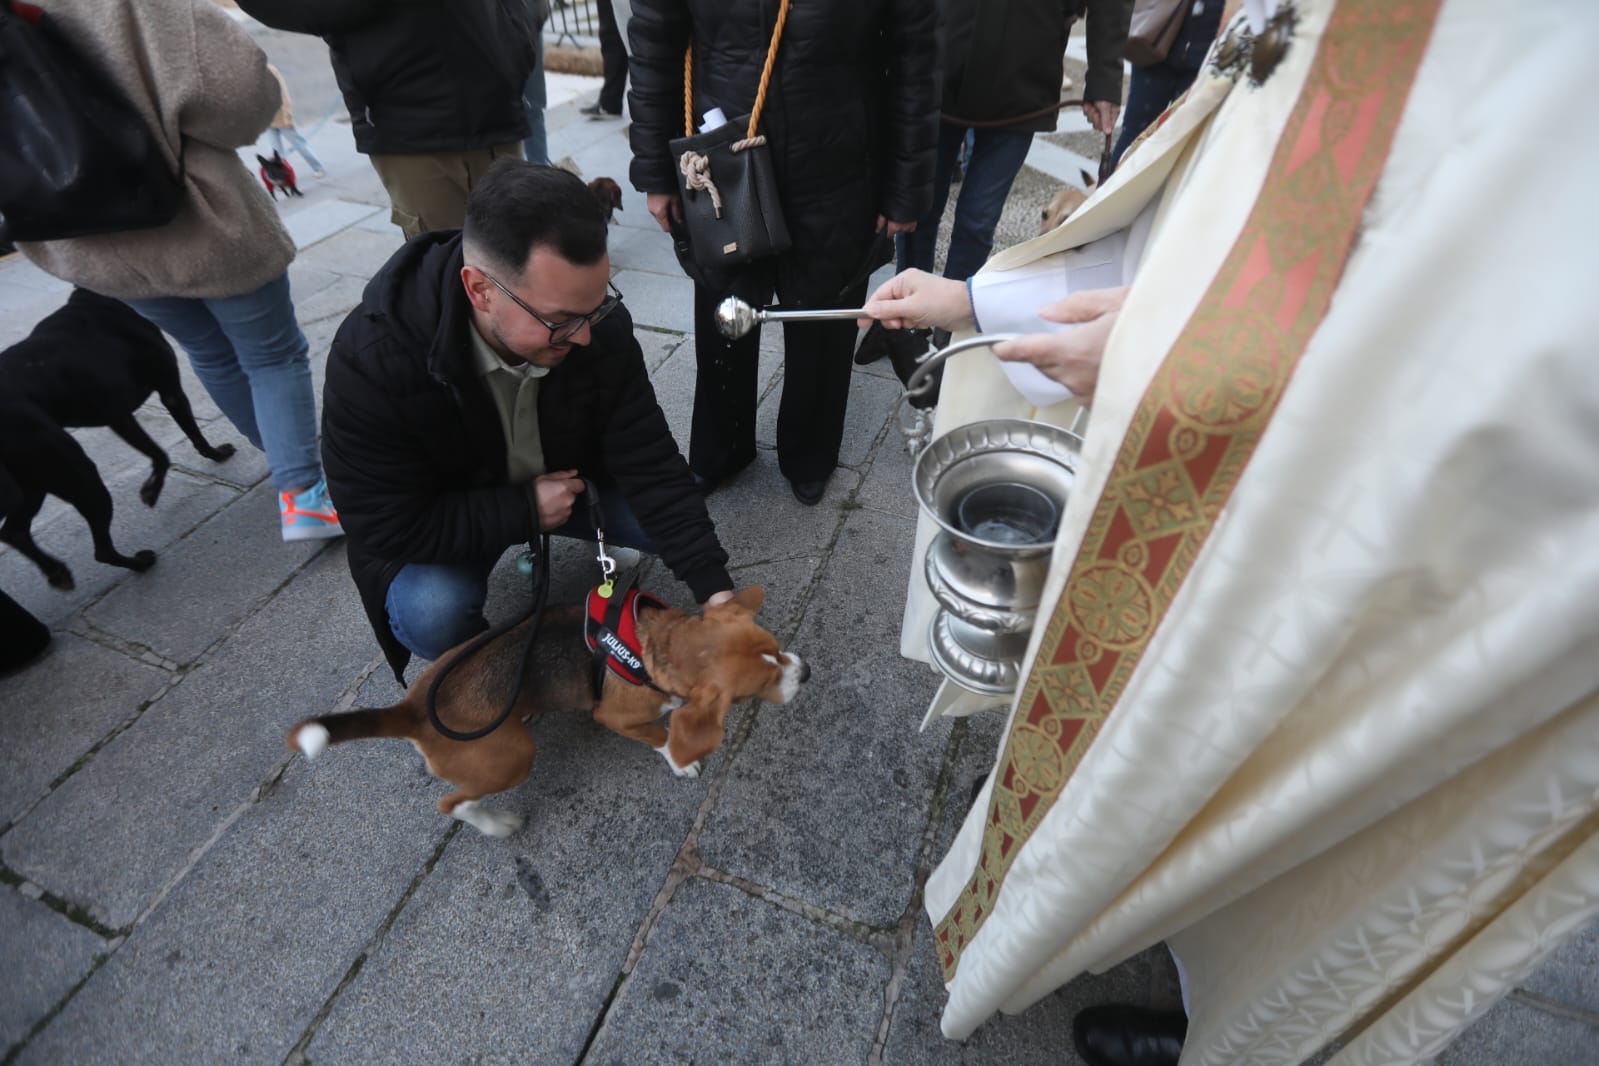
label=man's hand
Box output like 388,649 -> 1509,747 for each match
877,215 -> 916,238
860,269 -> 974,332
1082,100 -> 1121,135
532,469 -> 585,530
647,192 -> 682,233
990,286 -> 1128,404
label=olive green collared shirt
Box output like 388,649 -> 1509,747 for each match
468,320 -> 549,485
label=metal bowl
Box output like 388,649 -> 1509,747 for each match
928,610 -> 1027,695
913,419 -> 1082,558
923,533 -> 1047,628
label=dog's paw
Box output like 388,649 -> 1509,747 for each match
655,744 -> 701,779
293,723 -> 330,759
46,564 -> 75,591
452,800 -> 523,837
204,443 -> 236,462
129,550 -> 157,571
139,476 -> 164,507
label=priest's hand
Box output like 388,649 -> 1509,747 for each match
860,269 -> 974,332
532,469 -> 585,530
991,286 -> 1128,404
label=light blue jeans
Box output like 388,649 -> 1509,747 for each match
386,482 -> 657,661
522,35 -> 550,166
124,273 -> 322,493
897,124 -> 1035,282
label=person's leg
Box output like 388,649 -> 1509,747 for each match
548,479 -> 659,554
385,558 -> 499,661
942,128 -> 1035,281
122,296 -> 263,450
522,34 -> 551,165
367,152 -> 474,239
774,278 -> 864,495
895,122 -> 966,275
201,274 -> 322,494
1111,62 -> 1191,168
596,0 -> 628,114
283,127 -> 326,176
688,274 -> 766,486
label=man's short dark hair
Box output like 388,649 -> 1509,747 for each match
463,159 -> 608,274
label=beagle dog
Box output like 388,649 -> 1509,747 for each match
287,586 -> 807,837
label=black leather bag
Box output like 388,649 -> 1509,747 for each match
669,0 -> 791,274
0,0 -> 183,242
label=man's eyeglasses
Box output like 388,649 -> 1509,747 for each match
483,272 -> 622,345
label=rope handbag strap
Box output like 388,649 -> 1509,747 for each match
682,0 -> 791,138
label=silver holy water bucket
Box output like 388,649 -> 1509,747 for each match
912,415 -> 1082,697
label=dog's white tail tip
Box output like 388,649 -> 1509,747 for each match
296,723 -> 330,759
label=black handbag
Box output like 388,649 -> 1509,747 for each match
0,0 -> 183,243
668,0 -> 791,274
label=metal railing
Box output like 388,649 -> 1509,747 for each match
545,0 -> 602,47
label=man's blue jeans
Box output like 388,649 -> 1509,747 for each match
522,34 -> 550,166
124,273 -> 322,493
385,482 -> 659,661
897,123 -> 1035,281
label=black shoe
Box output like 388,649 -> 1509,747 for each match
789,477 -> 827,506
580,102 -> 623,119
691,453 -> 754,497
1072,1004 -> 1187,1066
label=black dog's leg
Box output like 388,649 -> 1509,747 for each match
155,384 -> 236,466
46,429 -> 156,576
107,415 -> 172,507
0,488 -> 76,590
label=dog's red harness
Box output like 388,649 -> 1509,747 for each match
584,581 -> 665,695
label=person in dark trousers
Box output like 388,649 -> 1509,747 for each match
321,162 -> 734,683
1110,0 -> 1225,168
236,0 -> 536,239
627,0 -> 939,505
582,0 -> 629,118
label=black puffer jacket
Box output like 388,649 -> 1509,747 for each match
322,232 -> 732,681
627,0 -> 939,299
235,0 -> 533,155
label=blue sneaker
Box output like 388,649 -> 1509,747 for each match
280,477 -> 344,542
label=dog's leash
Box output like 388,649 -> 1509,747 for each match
423,481 -> 620,743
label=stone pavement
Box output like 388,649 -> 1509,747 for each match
3,34 -> 1596,1066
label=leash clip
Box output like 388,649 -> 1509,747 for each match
595,533 -> 616,598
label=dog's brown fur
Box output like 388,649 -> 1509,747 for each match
1039,168 -> 1098,234
287,586 -> 807,835
588,177 -> 624,222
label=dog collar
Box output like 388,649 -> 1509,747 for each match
584,582 -> 666,693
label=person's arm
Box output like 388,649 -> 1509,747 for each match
877,0 -> 941,228
990,287 -> 1127,402
232,0 -> 390,36
1082,0 -> 1133,121
321,335 -> 536,566
627,0 -> 693,232
596,317 -> 733,602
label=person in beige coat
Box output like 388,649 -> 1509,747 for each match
17,0 -> 341,542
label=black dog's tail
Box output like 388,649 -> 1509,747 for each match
287,705 -> 417,758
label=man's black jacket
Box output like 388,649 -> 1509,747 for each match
322,231 -> 732,681
234,0 -> 533,155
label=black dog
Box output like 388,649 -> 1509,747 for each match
257,151 -> 302,199
0,290 -> 235,589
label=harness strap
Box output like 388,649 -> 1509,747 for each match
586,572 -> 669,698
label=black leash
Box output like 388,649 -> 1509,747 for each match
422,478 -> 614,743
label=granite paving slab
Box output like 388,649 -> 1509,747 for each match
1,549 -> 371,928
1436,995 -> 1599,1066
584,877 -> 892,1066
756,365 -> 904,471
0,468 -> 242,629
0,634 -> 170,828
0,888 -> 105,1054
702,462 -> 861,568
292,226 -> 409,280
1519,920 -> 1599,1010
307,703 -> 714,1065
82,482 -> 329,666
609,222 -> 688,278
698,506 -> 947,926
613,269 -> 696,334
859,418 -> 922,522
281,199 -> 386,251
13,740 -> 448,1066
644,330 -> 783,459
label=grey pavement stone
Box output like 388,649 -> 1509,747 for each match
635,325 -> 687,375
614,268 -> 696,335
756,365 -> 903,471
1437,996 -> 1599,1066
0,634 -> 169,828
610,222 -> 689,278
1520,919 -> 1599,1011
281,199 -> 385,250
585,877 -> 891,1066
0,469 -> 242,629
308,701 -> 711,1065
699,506 -> 947,927
859,418 -> 922,522
293,226 -> 408,280
2,548 -> 372,929
0,888 -> 105,1053
645,328 -> 783,460
702,461 -> 861,567
14,740 -> 447,1066
83,482 -> 327,665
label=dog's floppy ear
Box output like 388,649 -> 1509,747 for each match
669,683 -> 733,767
257,155 -> 269,166
729,585 -> 764,614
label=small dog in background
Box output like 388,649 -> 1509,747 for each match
588,177 -> 624,222
257,151 -> 302,199
1039,168 -> 1098,234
